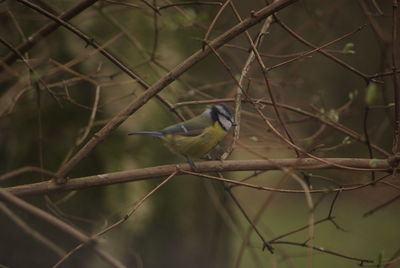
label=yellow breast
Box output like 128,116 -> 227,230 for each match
163,122 -> 228,158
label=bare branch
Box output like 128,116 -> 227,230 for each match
4,158 -> 391,197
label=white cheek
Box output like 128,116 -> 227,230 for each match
218,116 -> 232,131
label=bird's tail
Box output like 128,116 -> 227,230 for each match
128,131 -> 164,137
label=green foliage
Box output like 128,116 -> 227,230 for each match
387,103 -> 395,108
319,108 -> 340,122
365,82 -> 380,106
369,158 -> 378,168
326,109 -> 339,122
249,136 -> 259,142
342,42 -> 356,54
348,89 -> 358,100
342,136 -> 352,144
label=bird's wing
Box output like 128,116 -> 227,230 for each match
161,124 -> 204,136
162,114 -> 212,137
128,131 -> 164,136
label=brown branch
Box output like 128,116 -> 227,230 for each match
102,0 -> 141,9
158,1 -> 223,10
357,0 -> 390,43
369,69 -> 400,79
270,240 -> 374,264
75,85 -> 101,146
202,0 -> 231,49
363,193 -> 400,217
392,0 -> 400,152
0,166 -> 55,182
270,217 -> 332,243
224,43 -> 355,59
363,106 -> 376,182
4,158 -> 390,197
228,3 -> 276,160
139,0 -> 159,13
151,0 -> 159,60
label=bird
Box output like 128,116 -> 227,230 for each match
128,104 -> 234,170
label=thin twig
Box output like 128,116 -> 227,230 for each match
391,0 -> 400,153
363,106 -> 376,182
151,0 -> 159,60
270,240 -> 374,264
140,0 -> 160,14
202,0 -> 232,49
53,171 -> 177,268
158,1 -> 223,10
363,193 -> 400,217
275,16 -> 378,84
284,169 -> 315,267
226,188 -> 274,253
0,166 -> 55,182
0,188 -> 126,268
76,85 -> 101,145
234,174 -> 289,268
266,24 -> 366,71
103,0 -> 141,9
270,217 -> 331,243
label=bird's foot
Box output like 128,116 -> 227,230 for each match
187,159 -> 197,171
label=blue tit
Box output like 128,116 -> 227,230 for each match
128,104 -> 234,169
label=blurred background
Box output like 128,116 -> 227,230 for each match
0,0 -> 399,267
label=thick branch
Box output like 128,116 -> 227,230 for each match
5,158 -> 390,197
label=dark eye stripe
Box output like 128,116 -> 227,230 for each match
217,105 -> 232,119
221,105 -> 233,117
219,113 -> 231,122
